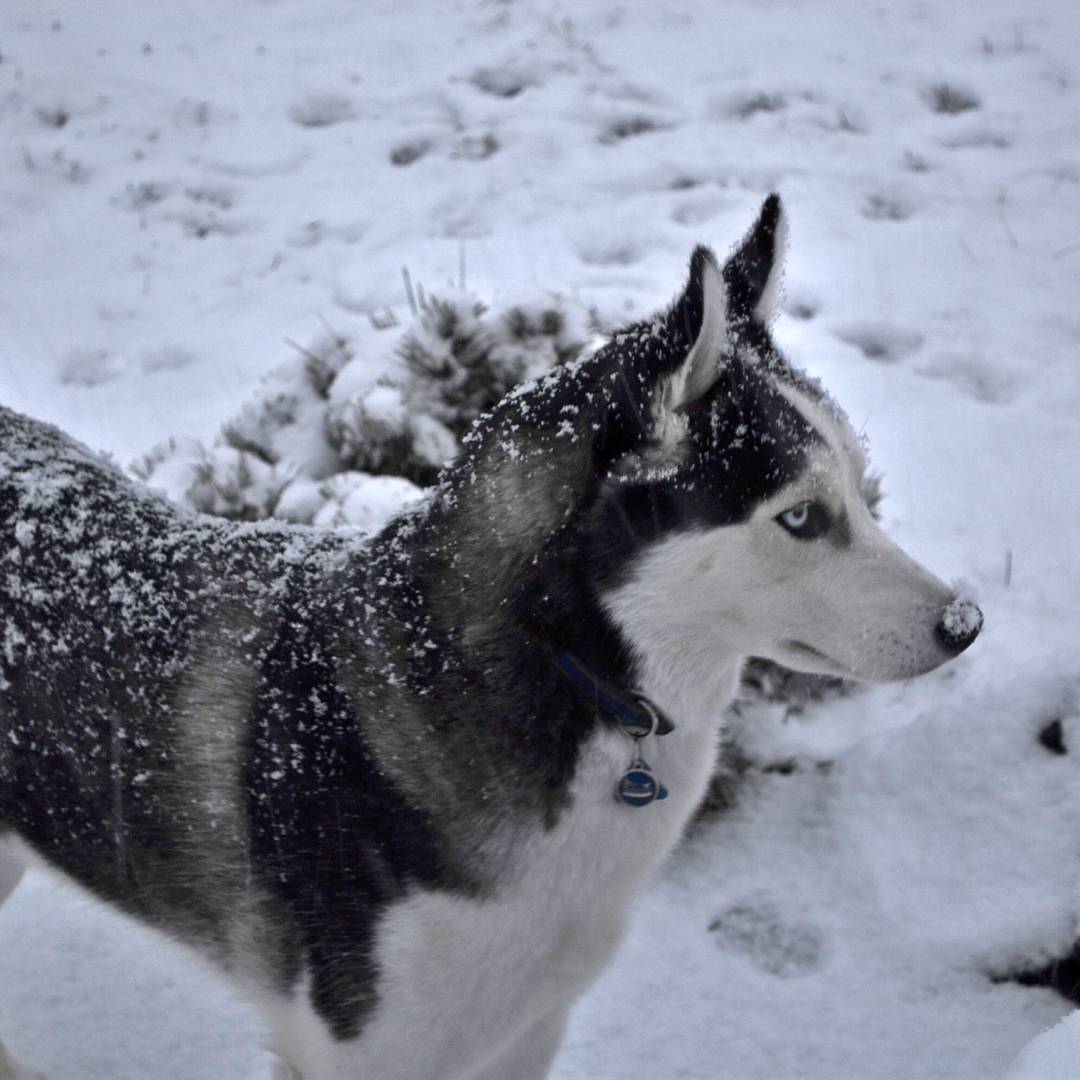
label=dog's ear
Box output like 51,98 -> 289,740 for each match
661,245 -> 730,413
723,192 -> 787,325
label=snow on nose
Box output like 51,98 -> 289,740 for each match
935,595 -> 984,655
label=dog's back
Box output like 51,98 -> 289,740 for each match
0,409 -> 349,937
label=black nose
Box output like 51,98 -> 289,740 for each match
935,598 -> 983,654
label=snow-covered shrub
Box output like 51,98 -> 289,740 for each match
402,290 -> 591,437
134,439 -> 288,521
136,287 -> 593,531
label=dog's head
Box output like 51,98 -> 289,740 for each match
583,195 -> 981,686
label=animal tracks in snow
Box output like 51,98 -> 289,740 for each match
709,898 -> 829,978
113,180 -> 253,239
596,113 -> 672,145
920,81 -> 982,115
287,93 -> 355,129
58,346 -> 200,386
915,353 -> 1018,404
834,322 -> 924,363
833,322 -> 1016,404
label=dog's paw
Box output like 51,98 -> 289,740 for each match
708,897 -> 828,977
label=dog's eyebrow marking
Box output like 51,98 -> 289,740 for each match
773,380 -> 867,484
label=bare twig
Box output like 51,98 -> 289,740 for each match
402,266 -> 418,315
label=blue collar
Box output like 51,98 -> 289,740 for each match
554,652 -> 675,738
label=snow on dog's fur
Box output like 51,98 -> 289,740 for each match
0,196 -> 981,1080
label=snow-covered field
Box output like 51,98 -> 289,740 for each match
2,1 -> 1080,1077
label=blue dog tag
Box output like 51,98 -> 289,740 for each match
615,767 -> 669,808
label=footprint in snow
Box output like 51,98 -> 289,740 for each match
914,353 -> 1017,404
711,89 -> 787,121
285,220 -> 366,248
114,180 -> 172,212
183,184 -> 237,210
140,347 -> 197,373
577,239 -> 642,267
288,93 -> 355,129
58,349 -> 127,387
834,323 -> 924,362
597,114 -> 670,145
669,194 -> 731,226
920,81 -> 981,115
165,209 -> 250,239
782,288 -> 821,321
709,898 -> 828,977
469,65 -> 539,99
862,191 -> 916,221
390,138 -> 432,166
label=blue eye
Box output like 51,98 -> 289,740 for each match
776,501 -> 830,539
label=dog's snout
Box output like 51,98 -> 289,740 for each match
934,597 -> 983,655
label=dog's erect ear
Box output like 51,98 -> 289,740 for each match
663,246 -> 729,413
723,193 -> 787,325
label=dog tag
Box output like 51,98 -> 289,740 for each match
615,766 -> 669,808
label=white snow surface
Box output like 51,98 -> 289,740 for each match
3,0 -> 1080,1077
1007,1011 -> 1080,1080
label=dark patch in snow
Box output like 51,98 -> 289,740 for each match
577,240 -> 641,266
914,354 -> 1017,404
287,94 -> 354,129
862,191 -> 916,221
390,139 -> 432,167
469,65 -> 536,98
285,220 -> 366,248
719,90 -> 787,121
921,82 -> 981,115
183,184 -> 237,211
1038,719 -> 1067,756
173,98 -> 217,129
35,105 -> 69,129
834,323 -> 924,362
115,180 -> 172,211
167,210 -> 250,239
709,898 -> 828,977
597,115 -> 668,145
141,347 -> 197,374
901,149 -> 933,172
782,289 -> 820,321
58,349 -> 126,387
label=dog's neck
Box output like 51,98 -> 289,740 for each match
553,651 -> 676,738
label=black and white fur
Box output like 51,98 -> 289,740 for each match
0,196 -> 981,1080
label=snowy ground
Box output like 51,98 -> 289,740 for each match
2,0 -> 1080,1077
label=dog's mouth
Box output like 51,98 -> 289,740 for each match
780,640 -> 853,678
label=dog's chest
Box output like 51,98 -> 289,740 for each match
346,720 -> 721,1062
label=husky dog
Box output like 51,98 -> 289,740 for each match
0,195 -> 981,1080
